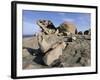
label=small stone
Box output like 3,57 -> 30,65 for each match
72,36 -> 77,40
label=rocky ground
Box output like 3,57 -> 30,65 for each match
22,34 -> 91,69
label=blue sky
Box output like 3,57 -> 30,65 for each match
23,10 -> 91,35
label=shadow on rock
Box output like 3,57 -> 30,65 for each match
33,52 -> 45,65
23,47 -> 45,65
23,47 -> 40,56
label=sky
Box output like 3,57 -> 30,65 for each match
22,10 -> 91,35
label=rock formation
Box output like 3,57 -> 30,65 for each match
78,31 -> 83,35
22,19 -> 91,69
37,20 -> 57,34
58,22 -> 77,34
37,34 -> 51,54
84,29 -> 91,35
43,41 -> 66,66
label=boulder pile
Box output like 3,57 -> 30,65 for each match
23,19 -> 91,69
35,19 -> 91,67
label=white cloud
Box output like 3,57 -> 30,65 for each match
58,13 -> 75,22
62,18 -> 74,22
58,13 -> 66,16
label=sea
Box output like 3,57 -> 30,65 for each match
23,35 -> 34,38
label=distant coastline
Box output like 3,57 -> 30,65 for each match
23,35 -> 33,38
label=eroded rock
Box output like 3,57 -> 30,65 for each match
23,19 -> 91,69
37,20 -> 57,34
58,21 -> 77,34
43,42 -> 66,66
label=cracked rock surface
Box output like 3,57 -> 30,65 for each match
22,20 -> 91,69
22,35 -> 91,69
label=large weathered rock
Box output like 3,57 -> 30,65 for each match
37,20 -> 57,34
43,42 -> 66,66
37,33 -> 63,54
23,19 -> 91,69
37,34 -> 51,54
58,22 -> 77,34
61,35 -> 91,67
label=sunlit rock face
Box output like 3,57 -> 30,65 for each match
43,42 -> 66,66
58,21 -> 77,34
22,19 -> 91,69
37,20 -> 57,34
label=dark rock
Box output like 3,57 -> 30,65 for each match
78,31 -> 83,35
84,29 -> 91,35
